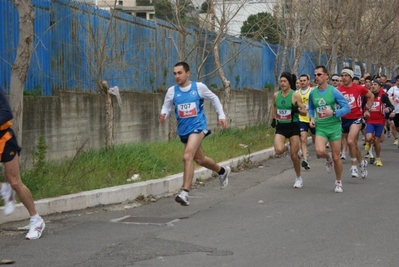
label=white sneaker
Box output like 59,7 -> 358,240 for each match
1,183 -> 15,216
351,166 -> 359,178
175,192 -> 189,206
293,178 -> 303,188
340,152 -> 346,160
218,166 -> 231,189
360,160 -> 368,179
334,182 -> 343,193
25,217 -> 45,240
325,153 -> 333,173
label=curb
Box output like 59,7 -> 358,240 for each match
1,147 -> 277,224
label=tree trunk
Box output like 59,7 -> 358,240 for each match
102,81 -> 113,150
9,0 -> 34,143
213,40 -> 231,120
330,36 -> 339,74
291,10 -> 301,76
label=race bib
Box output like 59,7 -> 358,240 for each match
316,105 -> 332,119
178,102 -> 198,118
371,101 -> 380,111
276,109 -> 292,121
344,95 -> 356,109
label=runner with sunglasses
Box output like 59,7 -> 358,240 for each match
308,66 -> 350,192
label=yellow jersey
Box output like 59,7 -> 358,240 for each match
298,87 -> 312,123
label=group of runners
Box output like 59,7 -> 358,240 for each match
3,61 -> 398,233
362,75 -> 399,165
158,62 -> 390,207
0,58 -> 397,246
272,65 -> 399,193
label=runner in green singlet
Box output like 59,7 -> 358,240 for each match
308,66 -> 350,193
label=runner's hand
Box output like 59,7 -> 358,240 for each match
159,114 -> 166,123
271,118 -> 277,128
219,119 -> 227,129
310,118 -> 315,128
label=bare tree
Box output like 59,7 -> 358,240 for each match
199,0 -> 251,120
307,0 -> 354,73
346,0 -> 399,76
9,0 -> 34,143
242,0 -> 313,88
287,0 -> 312,76
67,1 -> 124,149
301,0 -> 399,77
53,1 -> 128,149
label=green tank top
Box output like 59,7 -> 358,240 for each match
311,85 -> 340,126
275,89 -> 298,124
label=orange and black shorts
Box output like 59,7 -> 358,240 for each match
0,128 -> 21,163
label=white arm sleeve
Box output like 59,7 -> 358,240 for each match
160,86 -> 175,118
197,82 -> 226,119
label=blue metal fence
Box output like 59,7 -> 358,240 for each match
1,0 -> 337,95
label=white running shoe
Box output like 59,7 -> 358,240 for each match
25,217 -> 45,240
340,152 -> 346,160
334,182 -> 343,193
219,166 -> 231,189
1,183 -> 15,216
293,178 -> 303,188
175,192 -> 189,206
325,153 -> 333,173
360,160 -> 368,179
351,166 -> 359,178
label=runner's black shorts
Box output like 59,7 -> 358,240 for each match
275,122 -> 300,138
0,128 -> 21,163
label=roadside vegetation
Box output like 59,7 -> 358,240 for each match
1,124 -> 274,202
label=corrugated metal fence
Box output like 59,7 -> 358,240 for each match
1,0 -> 325,96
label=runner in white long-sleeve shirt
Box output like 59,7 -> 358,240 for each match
159,62 -> 231,206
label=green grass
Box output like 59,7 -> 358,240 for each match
16,123 -> 275,200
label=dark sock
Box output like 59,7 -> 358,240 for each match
183,189 -> 189,193
217,167 -> 225,175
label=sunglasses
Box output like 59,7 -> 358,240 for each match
332,79 -> 338,82
314,73 -> 324,76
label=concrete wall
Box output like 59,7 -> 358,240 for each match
20,89 -> 272,167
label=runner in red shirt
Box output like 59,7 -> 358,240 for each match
338,68 -> 374,178
363,80 -> 394,166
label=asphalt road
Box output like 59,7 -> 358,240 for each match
1,138 -> 399,267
